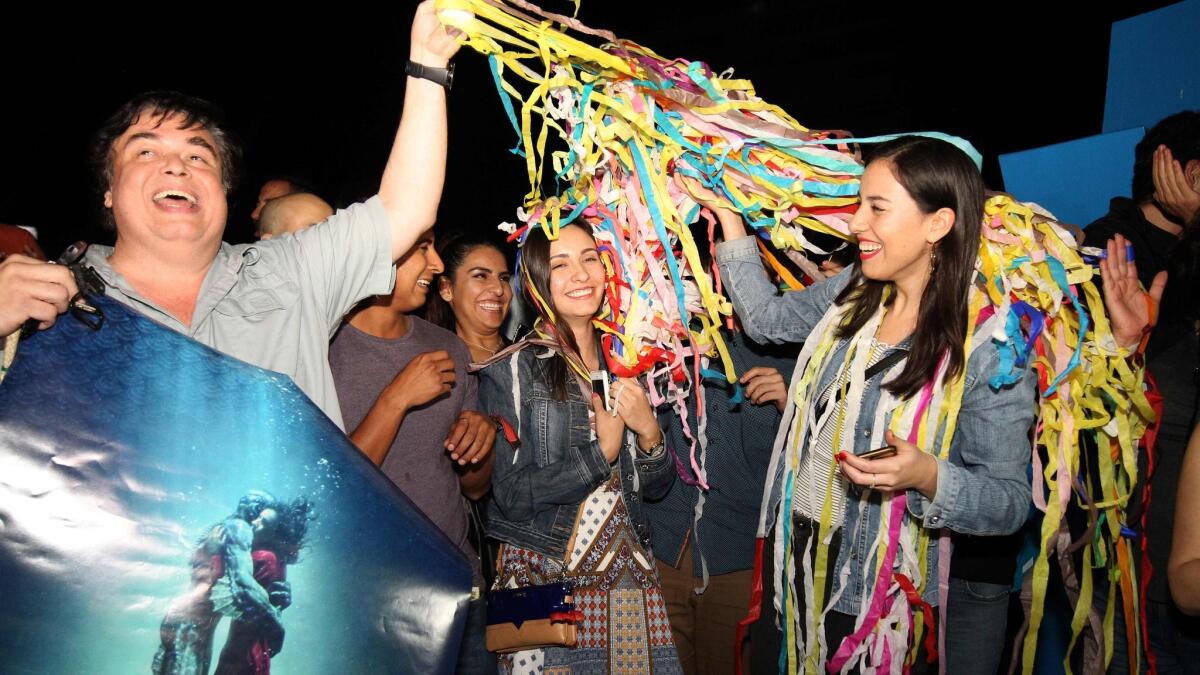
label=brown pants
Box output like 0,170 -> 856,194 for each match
658,539 -> 754,675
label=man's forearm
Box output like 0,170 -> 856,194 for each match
380,74 -> 449,262
349,394 -> 408,467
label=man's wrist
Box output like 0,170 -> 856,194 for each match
408,50 -> 450,70
406,59 -> 454,90
385,386 -> 411,413
636,427 -> 664,453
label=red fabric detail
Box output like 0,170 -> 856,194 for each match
1034,324 -> 1051,393
492,415 -> 520,446
735,538 -> 766,675
549,610 -> 585,624
251,550 -> 283,586
894,573 -> 938,664
1140,372 -> 1164,675
600,333 -> 670,378
506,224 -> 530,243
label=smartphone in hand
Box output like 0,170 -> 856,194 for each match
590,371 -> 611,412
858,444 -> 897,460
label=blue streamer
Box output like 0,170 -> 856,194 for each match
1042,257 -> 1088,397
801,179 -> 860,197
487,55 -> 525,157
555,83 -> 594,183
686,61 -> 725,102
699,367 -> 745,405
558,196 -> 589,229
761,131 -> 983,171
1012,301 -> 1045,365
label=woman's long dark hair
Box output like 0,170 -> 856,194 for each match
424,234 -> 512,333
519,223 -> 593,401
834,136 -> 985,399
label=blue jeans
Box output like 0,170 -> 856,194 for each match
1109,599 -> 1200,674
457,593 -> 497,675
945,576 -> 1011,675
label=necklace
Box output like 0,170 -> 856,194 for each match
462,335 -> 504,356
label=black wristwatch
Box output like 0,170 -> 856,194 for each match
405,60 -> 455,90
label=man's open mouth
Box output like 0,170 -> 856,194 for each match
152,190 -> 198,206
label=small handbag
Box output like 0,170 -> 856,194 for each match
485,580 -> 584,653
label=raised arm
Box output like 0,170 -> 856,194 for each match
715,235 -> 853,346
381,0 -> 463,261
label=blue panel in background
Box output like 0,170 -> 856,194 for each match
1103,0 -> 1200,133
999,128 -> 1145,227
0,296 -> 473,675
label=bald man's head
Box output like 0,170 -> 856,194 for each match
257,193 -> 334,239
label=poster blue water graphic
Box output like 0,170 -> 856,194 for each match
0,296 -> 472,674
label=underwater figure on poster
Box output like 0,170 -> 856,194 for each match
153,491 -> 314,675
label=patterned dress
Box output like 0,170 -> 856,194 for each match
496,472 -> 683,675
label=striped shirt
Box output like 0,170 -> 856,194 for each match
792,339 -> 891,526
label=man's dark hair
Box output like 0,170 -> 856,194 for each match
260,174 -> 318,198
91,91 -> 242,229
1132,110 -> 1200,203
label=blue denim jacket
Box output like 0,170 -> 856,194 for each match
716,236 -> 1036,612
478,346 -> 676,559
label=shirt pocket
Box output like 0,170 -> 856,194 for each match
213,273 -> 300,322
529,396 -> 566,467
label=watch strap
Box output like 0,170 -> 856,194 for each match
405,60 -> 454,90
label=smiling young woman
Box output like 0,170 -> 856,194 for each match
477,223 -> 682,673
704,136 -> 1035,673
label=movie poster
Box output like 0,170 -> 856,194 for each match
0,297 -> 473,674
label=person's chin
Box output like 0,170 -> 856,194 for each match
858,260 -> 889,281
396,288 -> 428,312
560,302 -> 601,321
472,309 -> 506,329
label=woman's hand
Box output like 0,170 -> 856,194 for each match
609,377 -> 662,452
838,430 -> 939,499
740,366 -> 788,413
592,394 -> 624,463
444,410 -> 496,465
819,259 -> 846,278
1099,233 -> 1167,349
674,174 -> 748,241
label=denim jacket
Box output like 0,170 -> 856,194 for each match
716,236 -> 1036,612
478,345 -> 676,559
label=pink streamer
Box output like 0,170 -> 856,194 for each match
829,368 -> 941,672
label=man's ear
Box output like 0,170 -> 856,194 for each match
1185,159 -> 1200,188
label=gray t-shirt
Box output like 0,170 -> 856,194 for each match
82,197 -> 396,430
328,317 -> 482,583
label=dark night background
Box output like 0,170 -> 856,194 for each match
0,2 -> 1178,260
